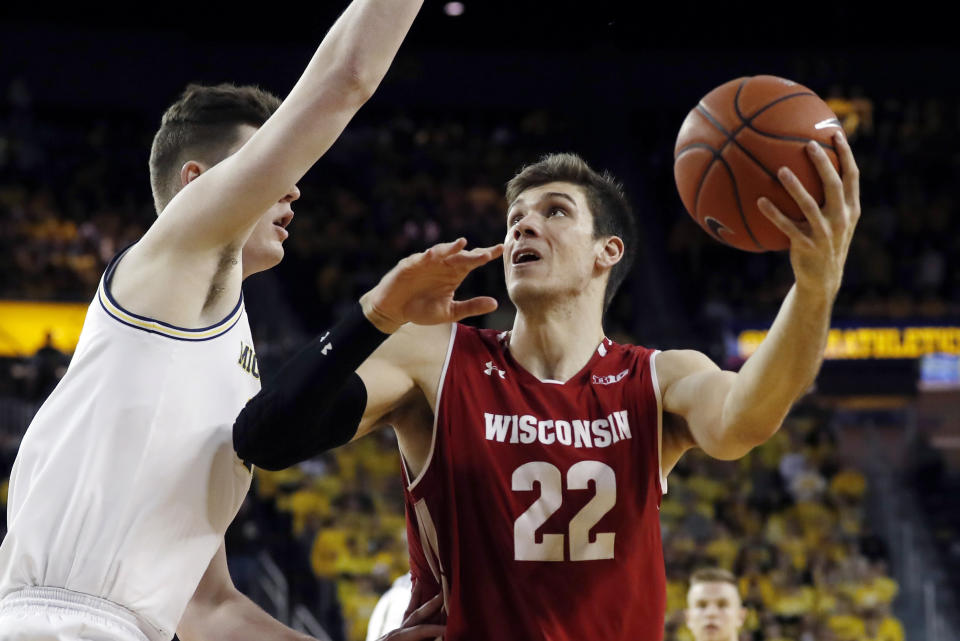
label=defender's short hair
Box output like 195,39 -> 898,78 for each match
506,153 -> 637,311
148,83 -> 281,213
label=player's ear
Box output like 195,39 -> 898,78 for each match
596,235 -> 624,270
180,160 -> 206,188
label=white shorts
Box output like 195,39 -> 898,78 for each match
0,587 -> 150,641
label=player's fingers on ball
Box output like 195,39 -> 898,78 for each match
835,132 -> 861,212
776,168 -> 830,237
776,166 -> 822,218
806,141 -> 843,204
757,197 -> 810,246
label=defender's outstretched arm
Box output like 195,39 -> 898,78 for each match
115,0 -> 424,325
149,0 -> 424,251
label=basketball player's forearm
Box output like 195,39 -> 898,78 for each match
278,0 -> 423,129
300,0 -> 424,97
723,283 -> 831,442
184,590 -> 316,641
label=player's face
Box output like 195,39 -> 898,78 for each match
228,125 -> 300,276
503,181 -> 606,308
685,582 -> 746,641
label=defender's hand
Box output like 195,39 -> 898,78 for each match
757,131 -> 861,302
361,238 -> 503,333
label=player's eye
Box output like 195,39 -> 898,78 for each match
548,207 -> 566,217
509,213 -> 523,226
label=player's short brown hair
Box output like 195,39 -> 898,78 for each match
148,83 -> 281,213
690,567 -> 738,587
505,153 -> 637,311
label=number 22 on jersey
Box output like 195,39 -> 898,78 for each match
512,460 -> 616,562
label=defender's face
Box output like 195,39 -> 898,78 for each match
226,125 -> 300,275
685,582 -> 746,641
503,182 -> 603,307
242,186 -> 299,275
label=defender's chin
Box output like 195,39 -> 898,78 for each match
243,243 -> 285,277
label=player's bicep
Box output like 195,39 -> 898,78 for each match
657,349 -> 747,461
353,323 -> 452,440
355,354 -> 418,439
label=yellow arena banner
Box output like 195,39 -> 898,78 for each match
737,325 -> 960,360
0,301 -> 89,357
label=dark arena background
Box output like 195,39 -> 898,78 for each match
1,2 -> 958,639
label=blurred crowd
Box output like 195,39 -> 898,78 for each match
662,405 -> 903,641
3,76 -> 960,348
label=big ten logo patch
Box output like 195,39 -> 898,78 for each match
238,341 -> 260,379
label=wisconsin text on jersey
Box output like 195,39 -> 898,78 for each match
483,410 -> 632,448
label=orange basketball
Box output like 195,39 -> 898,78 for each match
673,75 -> 841,252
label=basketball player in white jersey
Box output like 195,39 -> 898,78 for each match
233,133 -> 859,638
0,2 -> 446,640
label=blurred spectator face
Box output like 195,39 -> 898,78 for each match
503,181 -> 610,311
685,581 -> 747,641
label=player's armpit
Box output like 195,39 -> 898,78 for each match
656,349 -> 759,465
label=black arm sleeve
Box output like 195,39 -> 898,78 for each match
233,302 -> 390,470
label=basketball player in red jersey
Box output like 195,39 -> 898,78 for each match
234,132 -> 859,640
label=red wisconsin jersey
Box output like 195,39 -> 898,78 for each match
402,324 -> 667,641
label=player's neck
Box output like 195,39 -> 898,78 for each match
509,299 -> 605,383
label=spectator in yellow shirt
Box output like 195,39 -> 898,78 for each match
863,604 -> 905,641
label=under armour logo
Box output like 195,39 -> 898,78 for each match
484,361 -> 505,379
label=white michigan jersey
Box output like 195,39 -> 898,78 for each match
0,249 -> 261,641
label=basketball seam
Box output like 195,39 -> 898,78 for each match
712,153 -> 764,250
685,143 -> 719,220
735,87 -> 816,122
733,82 -> 839,150
693,101 -> 765,250
683,138 -> 763,251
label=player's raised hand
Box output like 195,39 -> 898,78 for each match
376,591 -> 445,641
360,238 -> 504,333
756,131 -> 861,301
